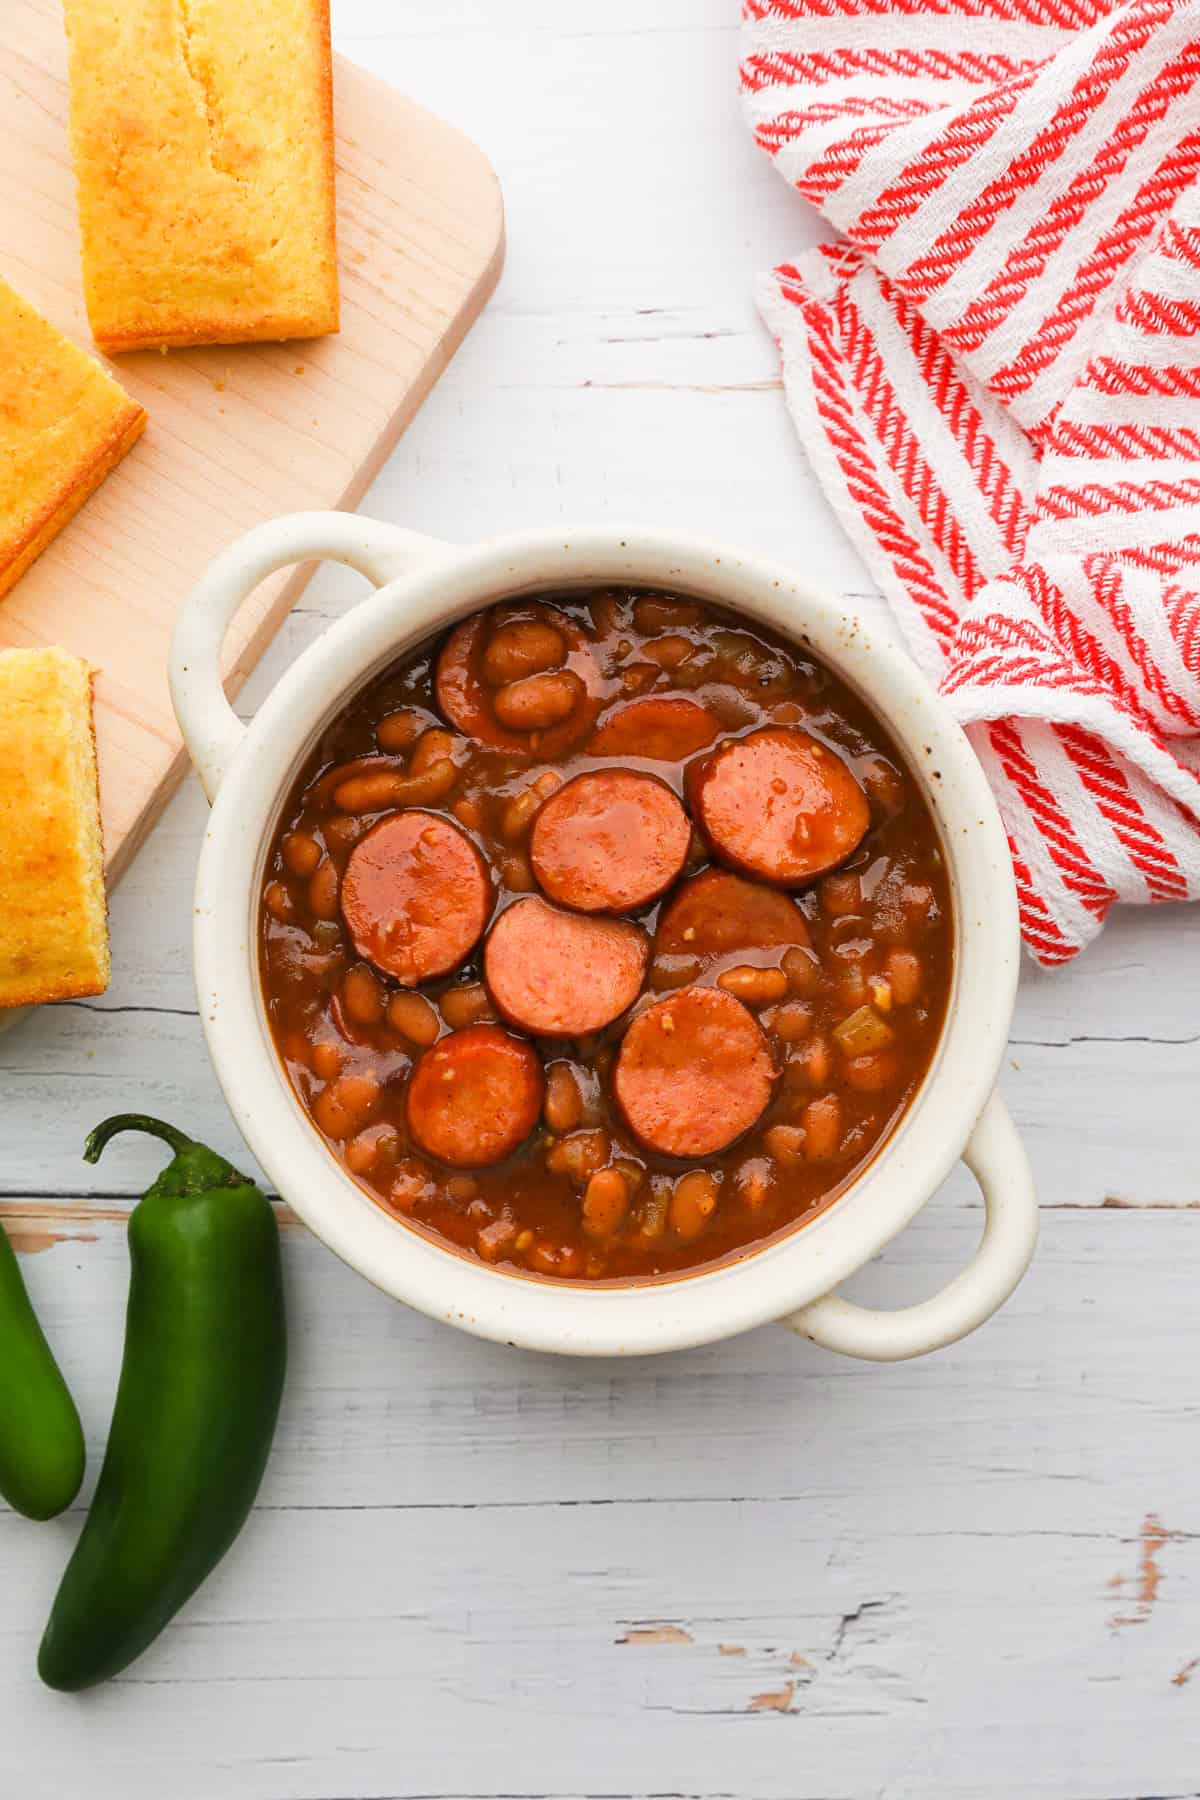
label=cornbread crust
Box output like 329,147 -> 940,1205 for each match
64,0 -> 340,352
0,649 -> 110,1008
0,280 -> 146,602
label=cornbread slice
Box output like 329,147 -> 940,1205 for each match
0,649 -> 109,1008
64,0 -> 340,352
0,279 -> 146,602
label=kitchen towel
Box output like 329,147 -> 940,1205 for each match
742,0 -> 1200,962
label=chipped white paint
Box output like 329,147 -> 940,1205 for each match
2,2 -> 1199,1796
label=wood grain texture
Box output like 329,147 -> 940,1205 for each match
1,0 -> 503,879
1,3 -> 1197,1797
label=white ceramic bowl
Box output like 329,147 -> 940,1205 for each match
170,512 -> 1037,1361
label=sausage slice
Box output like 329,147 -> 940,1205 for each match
435,603 -> 600,756
613,987 -> 776,1158
690,727 -> 869,886
341,811 -> 491,986
484,896 -> 648,1037
588,696 -> 719,762
654,869 -> 812,960
529,769 -> 691,913
406,1025 -> 544,1168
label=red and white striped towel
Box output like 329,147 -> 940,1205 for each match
741,0 -> 1200,962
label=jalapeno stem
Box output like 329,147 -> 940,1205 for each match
83,1115 -> 196,1166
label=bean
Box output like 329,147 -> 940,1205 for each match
782,946 -> 821,997
869,976 -> 894,1013
545,1129 -> 609,1183
839,963 -> 869,1007
669,1171 -> 719,1243
613,1158 -> 645,1195
493,670 -> 583,732
389,1161 -> 427,1212
345,1124 -> 400,1175
529,1241 -> 586,1278
820,872 -> 863,918
389,758 -> 459,807
859,755 -> 905,819
333,770 -> 408,813
310,1039 -> 342,1081
313,1073 -> 381,1141
279,1030 -> 313,1069
439,983 -> 494,1030
481,621 -> 565,687
386,991 -> 439,1046
501,789 -> 538,842
341,963 -> 385,1026
376,709 -> 425,753
263,881 -> 295,923
713,630 -> 767,685
453,795 -> 484,831
500,774 -> 558,842
335,760 -> 457,813
590,592 -> 627,637
544,1062 -> 584,1134
633,595 -> 703,633
764,1123 -> 806,1167
735,1157 -> 773,1211
786,1035 -> 832,1088
843,1051 -> 900,1092
477,1217 -> 519,1263
638,1185 -> 670,1239
307,860 -> 341,921
801,1094 -> 842,1161
672,653 -> 717,691
717,964 -> 788,1007
620,663 -> 656,695
314,755 -> 389,803
766,1000 -> 812,1043
582,1169 -> 630,1239
281,832 -> 322,878
409,728 -> 456,775
650,955 -> 700,991
642,633 -> 695,670
323,813 -> 362,854
885,949 -> 922,1006
498,849 -> 536,893
501,770 -> 561,839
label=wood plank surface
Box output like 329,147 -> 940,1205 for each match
1,4 -> 1196,1798
1,0 -> 504,877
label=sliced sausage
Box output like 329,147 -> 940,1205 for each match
529,770 -> 691,913
435,602 -> 600,756
654,868 -> 812,960
613,986 -> 775,1158
406,1025 -> 544,1168
484,896 -> 648,1037
588,696 -> 719,762
689,727 -> 869,886
341,811 -> 491,986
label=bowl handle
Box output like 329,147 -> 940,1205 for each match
169,511 -> 452,803
783,1092 -> 1037,1362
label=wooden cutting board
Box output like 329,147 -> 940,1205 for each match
2,0 -> 504,880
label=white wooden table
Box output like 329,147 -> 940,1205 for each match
3,5 -> 1199,1795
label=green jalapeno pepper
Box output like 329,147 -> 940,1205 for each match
38,1115 -> 286,1692
0,1223 -> 85,1521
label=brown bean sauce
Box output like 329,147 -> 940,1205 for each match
259,588 -> 953,1283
